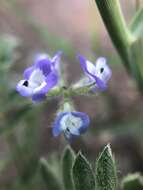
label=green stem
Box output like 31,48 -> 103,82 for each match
129,41 -> 143,92
46,81 -> 97,100
129,7 -> 143,40
46,87 -> 62,98
94,0 -> 143,92
71,82 -> 96,96
95,0 -> 134,68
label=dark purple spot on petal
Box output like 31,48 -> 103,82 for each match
100,68 -> 104,73
23,80 -> 29,87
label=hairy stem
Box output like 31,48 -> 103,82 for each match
94,0 -> 143,92
95,0 -> 135,68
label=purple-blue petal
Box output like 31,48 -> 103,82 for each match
52,112 -> 67,136
78,54 -> 108,91
37,72 -> 58,94
78,54 -> 97,81
23,66 -> 34,80
45,71 -> 58,89
16,82 -> 32,97
51,51 -> 63,67
52,111 -> 90,139
71,111 -> 90,134
32,94 -> 46,102
32,72 -> 58,102
93,76 -> 107,91
35,55 -> 52,76
77,54 -> 89,74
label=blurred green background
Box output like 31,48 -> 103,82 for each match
0,0 -> 143,189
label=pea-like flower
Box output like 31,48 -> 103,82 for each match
52,111 -> 90,140
78,54 -> 112,91
16,51 -> 62,101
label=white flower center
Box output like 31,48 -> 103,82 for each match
23,69 -> 47,94
86,58 -> 111,83
60,113 -> 82,135
94,58 -> 111,82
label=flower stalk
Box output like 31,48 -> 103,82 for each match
95,0 -> 134,68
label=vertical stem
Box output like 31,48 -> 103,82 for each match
94,0 -> 143,92
129,41 -> 143,92
95,0 -> 134,69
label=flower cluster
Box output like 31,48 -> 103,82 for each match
16,52 -> 112,140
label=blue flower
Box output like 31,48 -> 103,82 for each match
52,111 -> 90,140
78,54 -> 112,91
16,51 -> 62,102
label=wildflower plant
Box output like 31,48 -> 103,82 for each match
1,0 -> 143,189
16,52 -> 112,140
15,51 -> 123,190
0,1 -> 143,189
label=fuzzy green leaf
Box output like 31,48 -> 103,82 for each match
122,173 -> 143,190
130,8 -> 143,40
62,146 -> 75,190
72,152 -> 95,190
95,144 -> 117,190
40,158 -> 62,190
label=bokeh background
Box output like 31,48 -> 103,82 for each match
0,0 -> 143,189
